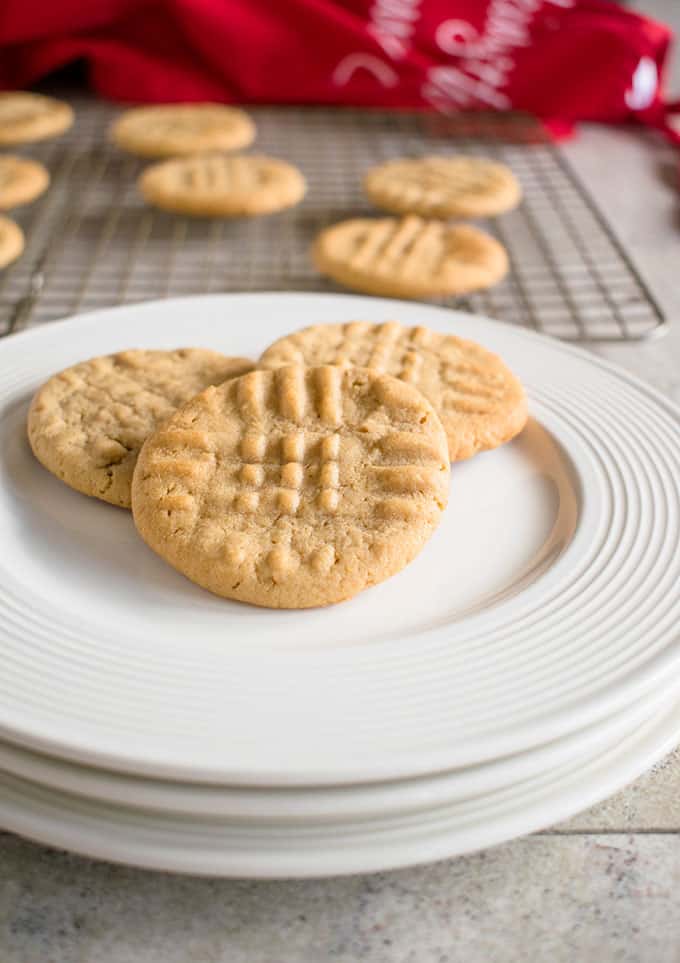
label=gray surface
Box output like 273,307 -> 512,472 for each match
2,834 -> 680,963
2,1 -> 680,959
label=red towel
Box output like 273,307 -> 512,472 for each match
0,0 -> 676,136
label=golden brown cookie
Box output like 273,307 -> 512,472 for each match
138,153 -> 306,217
0,155 -> 49,209
364,156 -> 521,218
0,93 -> 73,145
259,322 -> 527,461
313,215 -> 508,299
0,215 -> 24,269
110,104 -> 255,158
132,366 -> 450,608
28,349 -> 253,508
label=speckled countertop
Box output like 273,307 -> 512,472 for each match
2,3 -> 680,960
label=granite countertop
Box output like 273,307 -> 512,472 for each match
2,3 -> 680,960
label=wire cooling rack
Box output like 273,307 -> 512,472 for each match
0,98 -> 666,341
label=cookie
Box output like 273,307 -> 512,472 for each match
313,215 -> 508,299
0,215 -> 24,269
132,366 -> 450,608
138,153 -> 306,217
0,155 -> 49,209
0,93 -> 73,145
365,156 -> 521,218
259,322 -> 527,461
110,104 -> 255,158
28,349 -> 253,508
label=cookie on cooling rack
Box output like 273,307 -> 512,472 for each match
132,365 -> 450,608
313,215 -> 508,299
364,156 -> 521,219
138,153 -> 306,216
28,349 -> 253,508
110,104 -> 256,158
259,321 -> 527,461
0,93 -> 74,145
0,155 -> 49,209
0,215 -> 24,269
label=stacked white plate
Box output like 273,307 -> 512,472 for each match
0,293 -> 679,878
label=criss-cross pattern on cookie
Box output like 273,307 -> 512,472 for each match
163,155 -> 277,194
365,156 -> 520,217
231,367 -> 343,519
148,366 -> 445,521
111,105 -> 255,157
347,216 -> 449,280
139,153 -> 305,215
259,322 -> 527,461
27,349 -> 252,507
314,215 -> 507,296
263,322 -> 508,416
136,366 -> 450,599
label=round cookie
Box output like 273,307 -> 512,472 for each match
132,365 -> 450,608
0,215 -> 24,269
0,155 -> 49,209
365,155 -> 521,219
138,153 -> 306,217
0,93 -> 73,145
110,104 -> 255,158
28,349 -> 253,508
313,215 -> 508,299
259,322 -> 527,462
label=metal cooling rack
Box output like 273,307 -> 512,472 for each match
0,98 -> 666,341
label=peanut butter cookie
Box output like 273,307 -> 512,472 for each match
138,153 -> 306,216
28,349 -> 253,508
132,366 -> 450,608
0,155 -> 49,209
110,104 -> 255,158
313,215 -> 508,299
260,321 -> 527,461
0,93 -> 73,145
365,156 -> 521,218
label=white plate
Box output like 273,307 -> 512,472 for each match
0,293 -> 679,784
1,693 -> 679,877
0,682 -> 675,821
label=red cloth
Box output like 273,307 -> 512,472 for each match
0,0 -> 676,136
